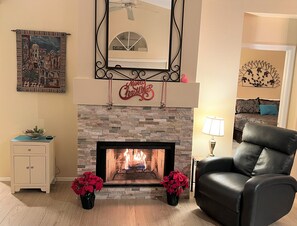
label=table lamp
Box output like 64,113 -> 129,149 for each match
202,116 -> 224,156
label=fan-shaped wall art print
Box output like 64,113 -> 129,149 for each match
238,60 -> 280,88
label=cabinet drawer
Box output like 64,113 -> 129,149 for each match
13,145 -> 45,154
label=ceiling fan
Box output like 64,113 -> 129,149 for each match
109,0 -> 140,20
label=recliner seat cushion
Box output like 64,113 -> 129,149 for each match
198,172 -> 250,212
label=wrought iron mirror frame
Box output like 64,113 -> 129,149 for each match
95,0 -> 184,82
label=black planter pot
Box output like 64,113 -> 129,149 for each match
166,192 -> 179,206
80,192 -> 95,209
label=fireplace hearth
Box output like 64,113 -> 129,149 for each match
97,142 -> 175,186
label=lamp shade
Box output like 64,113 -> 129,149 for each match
202,116 -> 224,137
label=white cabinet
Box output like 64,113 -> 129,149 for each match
10,136 -> 55,193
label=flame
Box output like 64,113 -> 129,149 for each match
124,149 -> 130,170
123,149 -> 147,170
133,150 -> 146,169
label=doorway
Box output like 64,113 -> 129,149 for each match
239,43 -> 296,128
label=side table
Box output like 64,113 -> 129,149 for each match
10,135 -> 55,193
190,155 -> 203,192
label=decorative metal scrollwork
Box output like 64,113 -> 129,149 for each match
239,60 -> 281,88
95,0 -> 184,82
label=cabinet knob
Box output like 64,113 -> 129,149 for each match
28,149 -> 31,151
26,166 -> 30,169
31,166 -> 34,169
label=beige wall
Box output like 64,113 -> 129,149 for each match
0,0 -> 78,178
1,0 -> 297,179
192,0 -> 297,179
0,0 -> 202,178
193,0 -> 244,159
237,48 -> 285,99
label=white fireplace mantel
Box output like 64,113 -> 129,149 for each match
73,78 -> 199,108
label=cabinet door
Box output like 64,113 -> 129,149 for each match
14,156 -> 30,184
30,156 -> 46,184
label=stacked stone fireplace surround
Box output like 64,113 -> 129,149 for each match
77,105 -> 193,199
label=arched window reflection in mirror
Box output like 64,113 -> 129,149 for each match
109,32 -> 148,52
109,32 -> 151,68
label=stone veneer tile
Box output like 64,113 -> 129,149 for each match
78,105 -> 193,199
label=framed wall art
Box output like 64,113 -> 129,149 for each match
15,29 -> 67,93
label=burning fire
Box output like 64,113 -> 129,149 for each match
124,149 -> 147,170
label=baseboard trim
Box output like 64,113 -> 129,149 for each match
0,177 -> 11,182
1,177 -> 75,182
55,177 -> 76,182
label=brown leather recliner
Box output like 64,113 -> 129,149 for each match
195,122 -> 297,226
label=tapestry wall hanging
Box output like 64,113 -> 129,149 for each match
238,60 -> 280,88
15,30 -> 67,93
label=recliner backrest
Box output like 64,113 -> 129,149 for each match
233,122 -> 297,177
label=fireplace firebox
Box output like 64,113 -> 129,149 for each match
96,142 -> 175,186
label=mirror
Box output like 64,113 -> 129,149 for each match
95,0 -> 184,82
107,0 -> 172,70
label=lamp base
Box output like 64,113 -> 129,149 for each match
209,138 -> 216,157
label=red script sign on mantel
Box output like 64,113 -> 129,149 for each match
119,80 -> 154,101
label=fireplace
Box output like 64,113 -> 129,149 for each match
96,142 -> 175,186
77,105 -> 193,199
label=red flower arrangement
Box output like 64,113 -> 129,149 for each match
160,170 -> 189,196
71,171 -> 103,196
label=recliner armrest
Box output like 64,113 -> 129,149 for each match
194,157 -> 233,199
196,157 -> 233,179
244,174 -> 297,192
241,174 -> 297,226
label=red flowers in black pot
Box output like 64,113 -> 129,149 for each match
161,170 -> 189,206
71,172 -> 103,209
